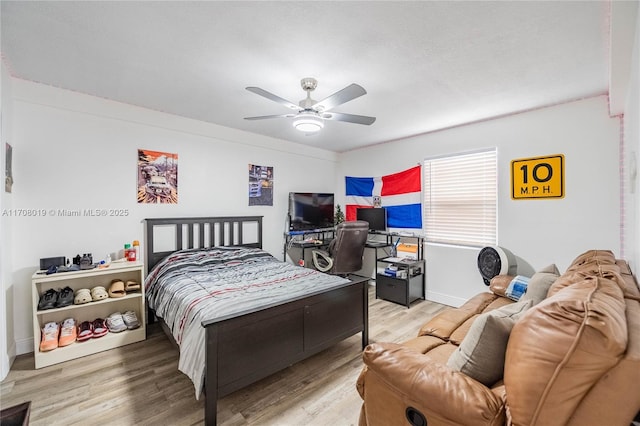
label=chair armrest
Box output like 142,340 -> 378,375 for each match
360,343 -> 505,425
311,249 -> 333,272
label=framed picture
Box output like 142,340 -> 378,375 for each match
5,143 -> 13,193
137,149 -> 178,204
248,164 -> 273,206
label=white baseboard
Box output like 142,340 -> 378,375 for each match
1,341 -> 16,380
426,291 -> 467,308
1,354 -> 9,381
9,340 -> 16,362
16,337 -> 33,356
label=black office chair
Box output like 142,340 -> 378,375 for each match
311,220 -> 369,275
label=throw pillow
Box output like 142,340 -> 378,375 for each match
538,263 -> 560,275
446,300 -> 533,386
520,264 -> 560,305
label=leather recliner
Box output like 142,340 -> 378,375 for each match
357,249 -> 640,426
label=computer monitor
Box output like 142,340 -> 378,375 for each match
356,207 -> 387,232
288,192 -> 335,231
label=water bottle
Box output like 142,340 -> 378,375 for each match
132,240 -> 140,263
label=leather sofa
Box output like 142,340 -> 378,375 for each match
357,250 -> 640,426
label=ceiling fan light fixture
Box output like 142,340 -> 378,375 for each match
293,114 -> 324,132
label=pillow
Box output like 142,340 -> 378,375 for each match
520,264 -> 560,305
446,300 -> 533,386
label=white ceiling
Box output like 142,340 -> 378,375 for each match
1,1 -> 609,152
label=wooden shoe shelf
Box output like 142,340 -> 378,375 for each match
31,261 -> 146,369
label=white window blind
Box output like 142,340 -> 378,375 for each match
424,149 -> 497,247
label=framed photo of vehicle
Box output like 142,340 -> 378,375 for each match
137,149 -> 178,204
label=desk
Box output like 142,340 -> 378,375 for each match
365,240 -> 391,264
284,229 -> 424,279
284,228 -> 335,267
288,240 -> 332,268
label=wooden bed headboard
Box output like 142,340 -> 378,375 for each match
143,216 -> 263,274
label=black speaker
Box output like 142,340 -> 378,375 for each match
39,256 -> 66,271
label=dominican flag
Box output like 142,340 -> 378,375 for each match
345,165 -> 422,229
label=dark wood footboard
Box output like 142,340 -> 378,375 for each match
203,275 -> 369,426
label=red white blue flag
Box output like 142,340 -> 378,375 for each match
345,165 -> 422,229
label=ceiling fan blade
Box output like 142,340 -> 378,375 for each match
244,114 -> 295,120
312,83 -> 367,112
246,87 -> 300,110
323,112 -> 376,125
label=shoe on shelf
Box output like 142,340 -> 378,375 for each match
91,286 -> 109,301
39,322 -> 59,352
106,312 -> 127,333
74,288 -> 92,305
108,280 -> 126,298
38,289 -> 59,310
55,286 -> 74,308
92,318 -> 108,338
77,321 -> 93,342
58,318 -> 77,347
122,311 -> 140,330
124,280 -> 141,292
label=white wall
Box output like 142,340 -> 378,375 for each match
1,58 -> 16,379
338,96 -> 621,306
8,80 -> 340,355
623,7 -> 640,273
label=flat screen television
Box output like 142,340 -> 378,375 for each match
357,207 -> 387,232
288,192 -> 335,231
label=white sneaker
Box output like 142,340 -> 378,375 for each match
122,311 -> 140,330
106,312 -> 127,333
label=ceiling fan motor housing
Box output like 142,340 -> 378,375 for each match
300,77 -> 318,91
477,246 -> 517,286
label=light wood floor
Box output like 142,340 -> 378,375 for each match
1,285 -> 448,426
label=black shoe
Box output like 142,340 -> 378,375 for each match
55,286 -> 74,308
38,289 -> 58,310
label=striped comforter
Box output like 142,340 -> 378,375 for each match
145,246 -> 350,399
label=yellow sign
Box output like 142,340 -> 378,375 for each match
511,154 -> 564,199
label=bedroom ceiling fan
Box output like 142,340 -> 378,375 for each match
244,78 -> 376,133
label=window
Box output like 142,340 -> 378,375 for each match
423,149 -> 497,247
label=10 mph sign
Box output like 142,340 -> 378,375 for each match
511,154 -> 564,200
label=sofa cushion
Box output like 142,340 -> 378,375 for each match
418,292 -> 499,339
549,262 -> 624,298
447,300 -> 532,386
567,249 -> 616,270
504,275 -> 627,425
520,264 -> 560,305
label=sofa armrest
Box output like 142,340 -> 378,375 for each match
360,343 -> 505,426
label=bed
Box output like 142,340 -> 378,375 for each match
143,216 -> 369,425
